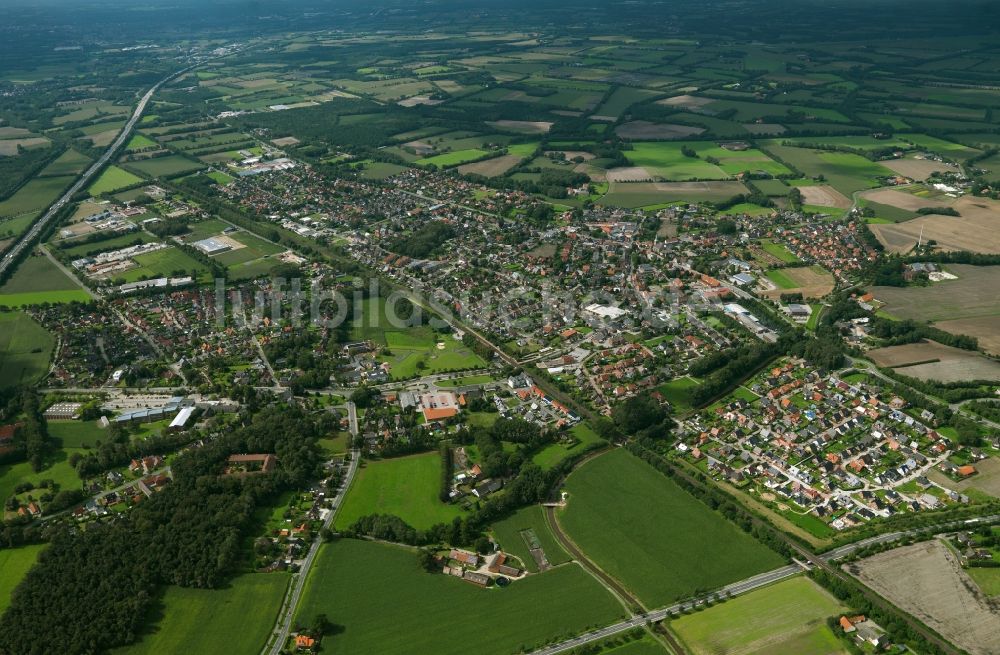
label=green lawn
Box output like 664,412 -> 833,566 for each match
0,452 -> 82,506
670,576 -> 847,655
559,449 -> 786,607
113,574 -> 289,655
47,420 -> 105,449
317,432 -> 350,456
657,377 -> 702,411
0,311 -> 54,388
759,239 -> 801,264
0,544 -> 45,613
0,255 -> 90,306
334,452 -> 465,531
118,247 -> 210,283
532,422 -> 605,470
416,149 -> 491,168
968,567 -> 1000,597
89,166 -> 144,195
295,539 -> 625,655
436,374 -> 495,387
491,505 -> 570,573
378,331 -> 486,379
766,269 -> 798,289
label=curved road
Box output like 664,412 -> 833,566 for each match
0,63 -> 196,276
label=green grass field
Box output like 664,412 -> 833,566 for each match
126,134 -> 157,150
759,239 -> 800,263
0,544 -> 45,613
113,574 -> 289,655
89,166 -> 144,195
378,329 -> 486,379
416,149 -> 491,168
0,255 -> 91,307
127,155 -> 205,178
532,422 -> 605,470
657,377 -> 702,411
40,149 -> 91,177
968,567 -> 1000,597
559,449 -> 786,607
766,269 -> 798,289
670,576 -> 847,655
334,452 -> 465,531
295,539 -> 625,655
47,420 -> 105,449
0,451 -> 81,506
491,505 -> 570,573
0,311 -> 54,388
118,247 -> 210,283
0,175 -> 75,218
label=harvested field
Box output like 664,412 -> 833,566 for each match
615,121 -> 704,140
935,316 -> 1000,355
869,196 -> 1000,253
488,120 -> 552,134
872,266 -> 1000,346
657,94 -> 713,109
607,167 -> 653,182
880,157 -> 959,181
760,266 -> 835,300
867,340 -> 1000,382
270,136 -> 300,147
847,540 -> 1000,655
458,154 -> 521,177
0,138 -> 49,156
861,188 -> 950,212
798,185 -> 851,209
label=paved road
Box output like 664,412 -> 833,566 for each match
0,64 -> 195,276
264,448 -> 360,655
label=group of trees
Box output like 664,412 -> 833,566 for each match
0,391 -> 53,472
389,221 -> 455,258
0,403 -> 333,654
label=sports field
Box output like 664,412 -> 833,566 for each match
670,576 -> 847,655
88,166 -> 143,195
334,452 -> 465,531
47,420 -> 105,449
378,330 -> 486,379
113,574 -> 289,655
558,449 -> 786,607
295,539 -> 625,655
0,311 -> 54,388
491,505 -> 570,573
118,247 -> 210,283
0,255 -> 91,306
0,544 -> 45,613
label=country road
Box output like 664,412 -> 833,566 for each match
264,446 -> 360,655
0,63 -> 199,277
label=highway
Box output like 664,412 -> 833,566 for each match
0,63 -> 196,277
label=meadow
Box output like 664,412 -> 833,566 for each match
88,166 -> 144,195
760,144 -> 892,196
0,175 -> 75,218
126,155 -> 205,178
112,574 -> 289,655
0,311 -> 54,388
295,539 -> 625,655
0,255 -> 91,306
334,452 -> 465,531
118,247 -> 210,283
558,449 -> 786,607
416,148 -> 492,168
656,376 -> 702,411
491,505 -> 570,573
670,576 -> 847,655
0,544 -> 45,613
531,422 -> 605,470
